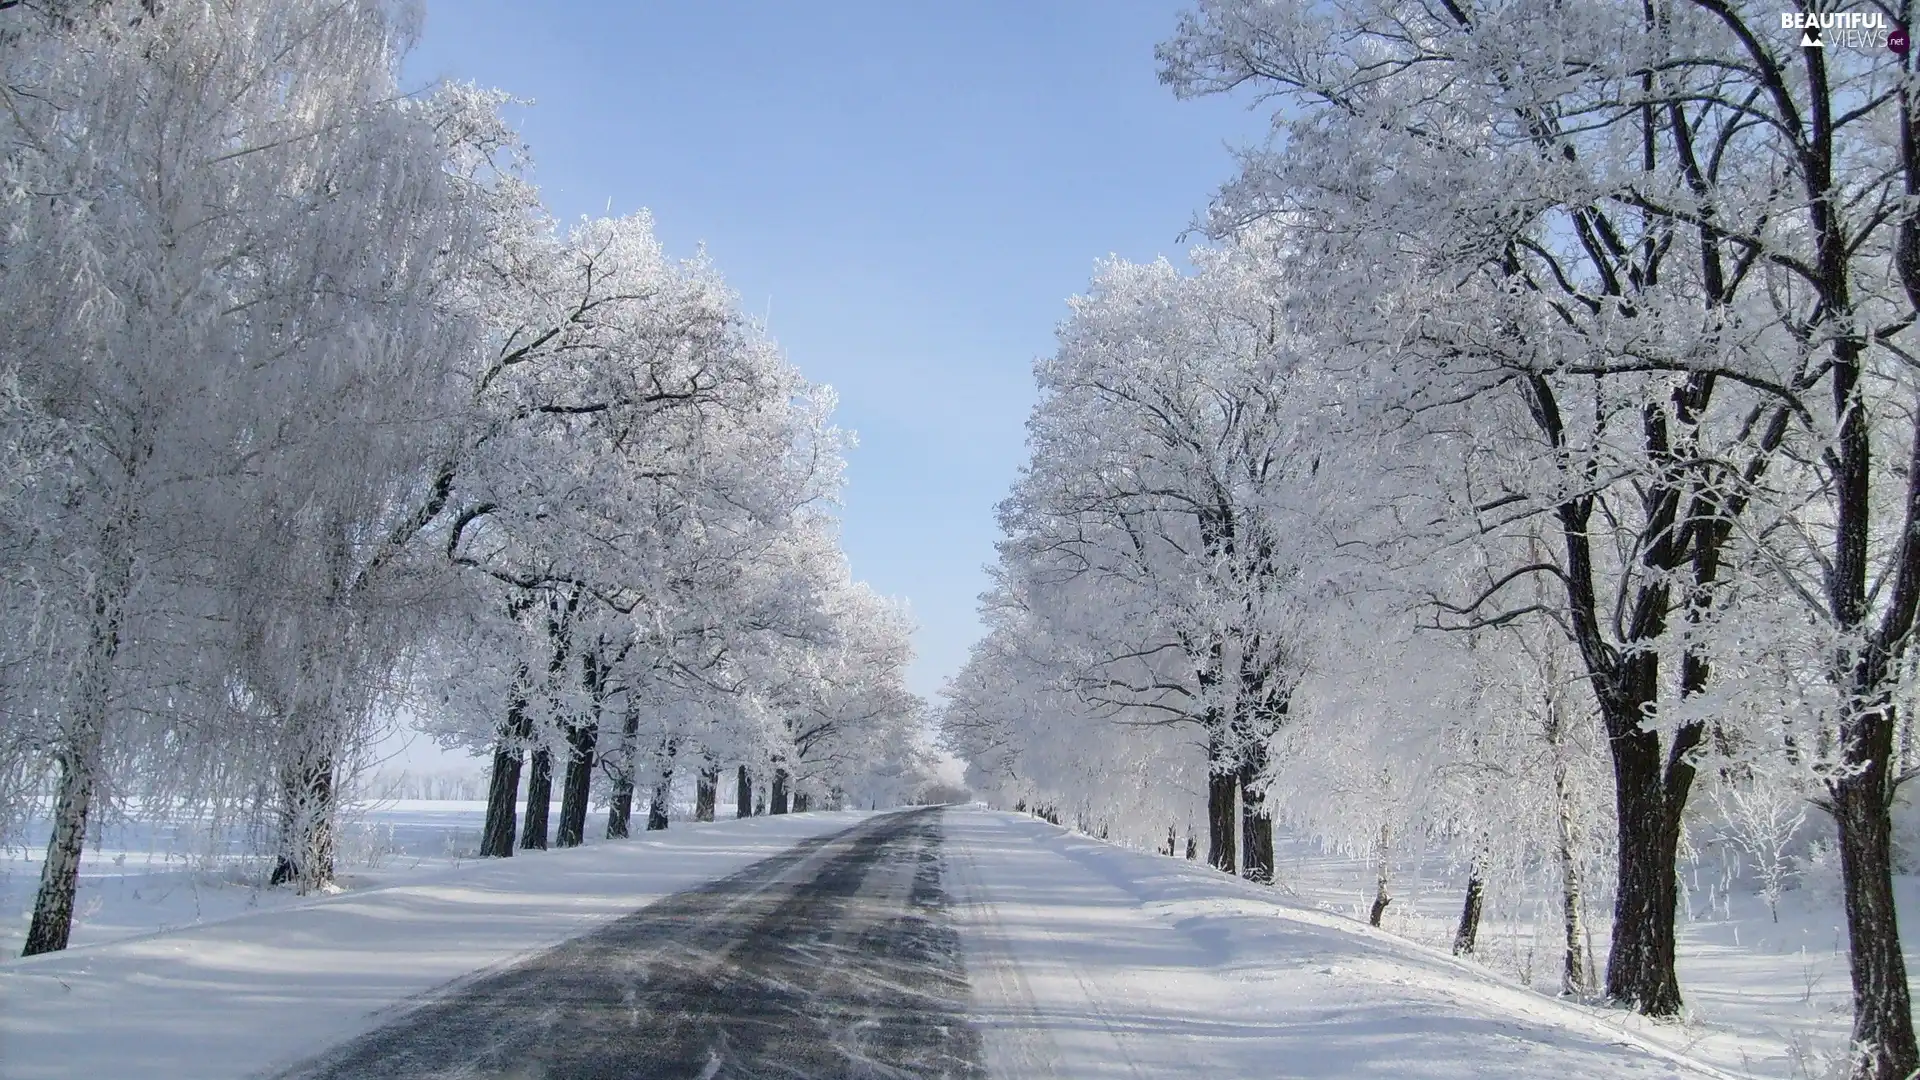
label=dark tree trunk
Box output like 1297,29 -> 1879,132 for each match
481,743 -> 523,858
1832,702 -> 1918,1080
1238,754 -> 1273,884
1206,768 -> 1237,874
605,699 -> 641,840
695,759 -> 718,822
1368,889 -> 1391,927
481,667 -> 533,858
1598,664 -> 1690,1016
1602,771 -> 1685,1013
1230,649 -> 1287,887
646,783 -> 671,830
1185,832 -> 1197,860
646,738 -> 677,831
607,781 -> 634,839
770,768 -> 790,815
522,747 -> 552,850
754,786 -> 767,816
736,765 -> 752,819
1453,872 -> 1485,957
793,789 -> 810,813
1369,883 -> 1391,927
1163,825 -> 1177,857
556,720 -> 597,848
557,649 -> 608,848
520,589 -> 577,854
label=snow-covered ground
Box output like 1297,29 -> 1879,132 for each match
0,804 -> 1866,1079
1258,830 -> 1906,1078
0,808 -> 871,1080
0,800 -> 501,957
946,809 -> 1726,1079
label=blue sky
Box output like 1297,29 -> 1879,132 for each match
406,1 -> 1267,701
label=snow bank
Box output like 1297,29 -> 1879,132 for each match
945,809 -> 1729,1080
0,811 -> 870,1080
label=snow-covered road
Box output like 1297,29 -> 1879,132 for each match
2,807 -> 1741,1079
275,808 -> 980,1079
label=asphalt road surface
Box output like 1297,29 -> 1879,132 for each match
275,807 -> 985,1080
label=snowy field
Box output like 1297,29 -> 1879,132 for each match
1243,830 -> 1911,1078
0,800 -> 515,957
0,797 -> 799,958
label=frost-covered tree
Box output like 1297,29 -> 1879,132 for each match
992,248 -> 1335,877
0,0 -> 490,947
0,0 -> 914,958
1159,0 -> 1920,1068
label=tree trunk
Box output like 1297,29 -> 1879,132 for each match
1206,768 -> 1237,874
770,767 -> 790,815
695,758 -> 717,822
522,588 -> 575,852
557,650 -> 607,848
646,738 -> 676,831
1230,651 -> 1287,885
21,630 -> 114,956
1368,825 -> 1391,927
1543,395 -> 1706,1019
1239,753 -> 1273,884
481,741 -> 523,858
555,719 -> 597,848
1831,703 -> 1918,1080
23,466 -> 138,954
736,765 -> 752,819
605,699 -> 641,840
480,671 -> 532,858
270,754 -> 336,891
754,785 -> 767,816
607,776 -> 635,839
645,780 -> 671,830
1600,699 -> 1687,1015
1555,765 -> 1593,995
1453,872 -> 1485,957
793,789 -> 810,812
522,747 -> 552,850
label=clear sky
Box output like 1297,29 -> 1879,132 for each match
405,1 -> 1267,703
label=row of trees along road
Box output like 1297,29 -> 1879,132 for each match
942,3 -> 1920,1077
0,0 -> 927,959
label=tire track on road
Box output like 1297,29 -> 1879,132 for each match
274,808 -> 983,1080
